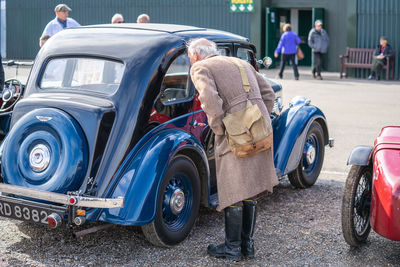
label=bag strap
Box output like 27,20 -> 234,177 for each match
232,58 -> 250,93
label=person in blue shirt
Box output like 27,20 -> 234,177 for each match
274,24 -> 301,80
39,4 -> 80,47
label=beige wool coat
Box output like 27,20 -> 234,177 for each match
190,55 -> 279,211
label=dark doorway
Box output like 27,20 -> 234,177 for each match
265,7 -> 324,68
298,10 -> 313,66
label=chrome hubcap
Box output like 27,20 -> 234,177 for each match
29,144 -> 51,172
170,188 -> 185,215
305,145 -> 316,165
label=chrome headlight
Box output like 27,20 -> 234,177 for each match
289,96 -> 311,107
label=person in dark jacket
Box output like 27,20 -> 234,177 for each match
308,20 -> 330,80
368,36 -> 393,80
274,24 -> 301,80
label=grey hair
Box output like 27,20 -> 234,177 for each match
111,13 -> 124,24
187,38 -> 218,58
137,14 -> 150,23
315,20 -> 323,26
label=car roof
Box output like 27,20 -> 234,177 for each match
81,23 -> 207,34
39,23 -> 252,63
79,23 -> 249,43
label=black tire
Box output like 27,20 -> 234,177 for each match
288,121 -> 325,188
341,165 -> 372,247
141,155 -> 201,247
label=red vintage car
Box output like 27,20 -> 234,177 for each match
342,126 -> 400,246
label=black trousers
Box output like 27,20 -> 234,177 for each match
279,53 -> 299,78
371,58 -> 385,75
313,52 -> 324,76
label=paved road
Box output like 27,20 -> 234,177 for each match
262,67 -> 400,182
1,65 -> 400,266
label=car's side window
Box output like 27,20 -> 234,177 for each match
237,47 -> 252,62
149,53 -> 194,126
236,47 -> 257,70
160,54 -> 191,104
217,47 -> 231,56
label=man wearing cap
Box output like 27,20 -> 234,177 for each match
40,4 -> 80,47
308,20 -> 330,80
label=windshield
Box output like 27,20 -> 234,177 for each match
40,57 -> 124,95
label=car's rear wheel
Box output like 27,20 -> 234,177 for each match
288,121 -> 325,188
341,165 -> 372,247
141,155 -> 200,247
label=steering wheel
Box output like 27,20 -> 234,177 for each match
0,79 -> 23,113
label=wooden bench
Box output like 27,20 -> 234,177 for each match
339,47 -> 395,80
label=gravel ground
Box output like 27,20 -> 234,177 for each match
1,178 -> 400,267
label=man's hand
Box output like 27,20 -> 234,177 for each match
377,55 -> 385,59
274,53 -> 279,58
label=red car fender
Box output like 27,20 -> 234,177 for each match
370,126 -> 400,241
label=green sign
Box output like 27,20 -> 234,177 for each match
230,0 -> 254,13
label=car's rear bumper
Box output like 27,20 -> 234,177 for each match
0,183 -> 124,208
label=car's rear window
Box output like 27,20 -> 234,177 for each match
40,57 -> 124,95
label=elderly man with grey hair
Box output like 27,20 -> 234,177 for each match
111,13 -> 124,24
188,38 -> 278,261
308,20 -> 330,80
137,14 -> 150,23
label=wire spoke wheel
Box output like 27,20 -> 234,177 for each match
353,171 -> 372,236
341,165 -> 372,246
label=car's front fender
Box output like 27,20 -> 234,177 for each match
273,98 -> 329,177
97,128 -> 207,226
347,146 -> 374,166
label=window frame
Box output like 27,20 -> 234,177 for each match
234,44 -> 258,70
159,49 -> 196,106
37,55 -> 125,96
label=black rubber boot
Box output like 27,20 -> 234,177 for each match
241,200 -> 257,258
207,206 -> 242,261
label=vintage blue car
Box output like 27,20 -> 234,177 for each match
0,24 -> 333,247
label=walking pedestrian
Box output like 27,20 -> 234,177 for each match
137,14 -> 150,23
274,24 -> 301,80
368,36 -> 393,80
39,4 -> 80,47
188,38 -> 278,261
308,20 -> 330,80
111,13 -> 124,24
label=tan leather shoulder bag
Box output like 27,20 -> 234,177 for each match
222,59 -> 273,158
